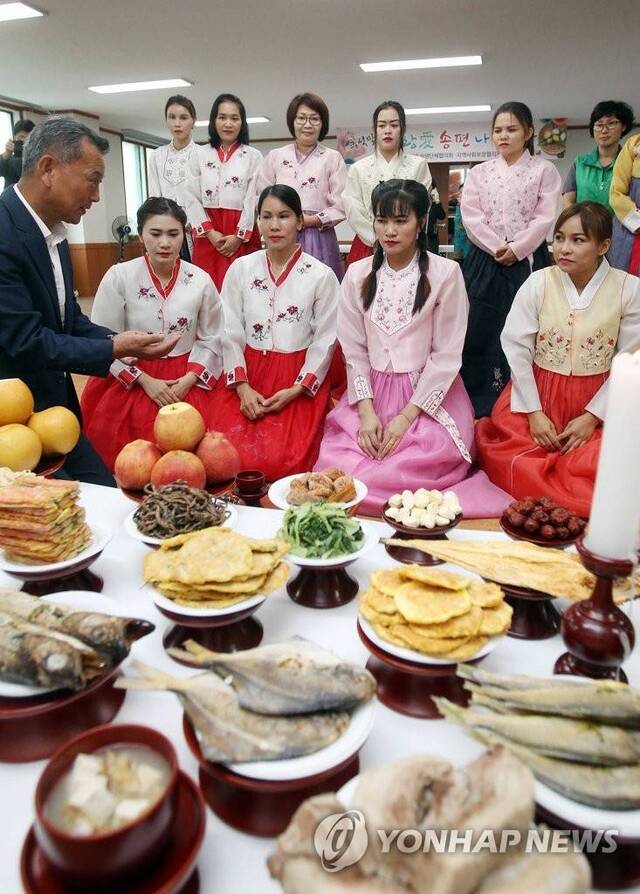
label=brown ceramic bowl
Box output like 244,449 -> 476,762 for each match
235,469 -> 266,495
34,723 -> 179,886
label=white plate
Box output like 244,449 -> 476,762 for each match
148,586 -> 266,618
358,616 -> 503,666
0,592 -> 122,698
124,505 -> 238,547
268,474 -> 368,511
0,523 -> 111,575
218,697 -> 377,781
285,520 -> 378,569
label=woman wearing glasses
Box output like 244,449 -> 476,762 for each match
256,93 -> 346,280
562,100 -> 634,214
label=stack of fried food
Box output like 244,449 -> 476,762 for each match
286,468 -> 356,505
143,526 -> 290,608
360,565 -> 512,660
381,537 -> 638,603
0,475 -> 91,564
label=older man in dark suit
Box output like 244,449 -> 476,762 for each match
0,118 -> 179,485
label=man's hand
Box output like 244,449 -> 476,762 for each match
2,140 -> 14,160
112,331 -> 181,360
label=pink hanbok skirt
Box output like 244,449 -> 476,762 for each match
314,369 -> 511,517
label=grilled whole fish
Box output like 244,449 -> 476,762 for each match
0,589 -> 154,662
435,699 -> 640,766
168,637 -> 376,715
116,661 -> 351,762
458,728 -> 640,810
0,611 -> 106,690
458,664 -> 640,729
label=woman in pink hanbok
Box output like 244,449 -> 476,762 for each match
315,180 -> 511,517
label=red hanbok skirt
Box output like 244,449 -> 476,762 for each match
80,354 -> 222,471
346,236 -> 373,266
192,208 -> 262,291
207,346 -> 332,481
476,364 -> 606,517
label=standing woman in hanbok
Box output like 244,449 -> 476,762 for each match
147,94 -> 198,260
210,185 -> 339,480
185,93 -> 262,291
609,132 -> 640,274
315,179 -> 511,517
342,100 -> 432,265
257,93 -> 346,281
460,101 -> 561,417
476,202 -> 640,517
81,198 -> 224,471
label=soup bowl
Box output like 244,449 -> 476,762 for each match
34,723 -> 179,886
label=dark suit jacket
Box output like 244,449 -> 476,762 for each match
0,186 -> 114,417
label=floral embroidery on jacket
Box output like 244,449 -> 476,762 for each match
251,322 -> 269,342
353,374 -> 372,400
181,271 -> 194,286
224,176 -> 242,188
276,305 -> 303,323
250,277 -> 269,293
205,161 -> 216,169
300,176 -> 317,189
137,287 -> 153,299
579,328 -> 616,371
167,316 -> 191,334
295,262 -> 314,276
535,328 -> 571,368
370,280 -> 413,336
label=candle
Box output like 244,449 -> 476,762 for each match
586,351 -> 640,559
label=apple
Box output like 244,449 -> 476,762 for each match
0,423 -> 42,472
0,378 -> 34,426
114,439 -> 162,490
195,431 -> 241,484
150,450 -> 207,489
153,402 -> 205,453
27,406 -> 80,456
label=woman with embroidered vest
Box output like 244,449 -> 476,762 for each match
185,93 -> 262,291
147,94 -> 199,261
460,101 -> 561,418
562,101 -> 634,215
315,179 -> 511,517
81,198 -> 224,470
256,93 -> 346,281
476,203 -> 640,517
209,185 -> 339,480
609,132 -> 640,274
342,100 -> 431,266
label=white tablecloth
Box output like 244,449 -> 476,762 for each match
1,483 -> 638,894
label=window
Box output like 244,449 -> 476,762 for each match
122,140 -> 148,219
0,109 -> 15,191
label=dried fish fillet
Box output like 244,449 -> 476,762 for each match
116,661 -> 350,763
0,589 -> 154,662
435,699 -> 640,766
168,637 -> 376,715
0,610 -> 106,690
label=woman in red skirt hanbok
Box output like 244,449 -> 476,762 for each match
209,184 -> 339,480
185,93 -> 262,291
476,202 -> 640,517
81,197 -> 224,470
343,100 -> 432,265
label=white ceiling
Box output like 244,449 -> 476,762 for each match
0,0 -> 638,141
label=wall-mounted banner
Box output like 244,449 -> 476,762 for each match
336,121 -> 568,164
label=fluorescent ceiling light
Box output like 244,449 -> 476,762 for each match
0,2 -> 44,21
89,78 -> 192,95
405,105 -> 492,115
360,55 -> 482,73
194,116 -> 270,126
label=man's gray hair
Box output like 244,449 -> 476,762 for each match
22,117 -> 109,176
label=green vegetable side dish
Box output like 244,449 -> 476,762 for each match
279,502 -> 365,559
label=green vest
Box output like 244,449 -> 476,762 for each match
575,146 -> 620,213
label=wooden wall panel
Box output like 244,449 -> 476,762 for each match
69,241 -> 144,297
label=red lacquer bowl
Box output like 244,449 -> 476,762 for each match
34,723 -> 179,886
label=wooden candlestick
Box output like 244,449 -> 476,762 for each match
554,536 -> 635,681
